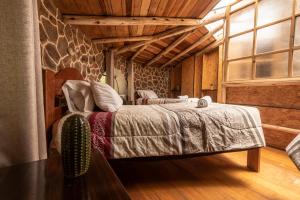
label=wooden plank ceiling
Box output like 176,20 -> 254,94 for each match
52,0 -> 219,67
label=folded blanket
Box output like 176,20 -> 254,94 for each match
286,134 -> 300,171
197,96 -> 212,108
178,95 -> 188,100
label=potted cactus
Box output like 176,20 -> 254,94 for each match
61,114 -> 91,178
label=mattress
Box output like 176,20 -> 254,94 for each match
87,102 -> 265,159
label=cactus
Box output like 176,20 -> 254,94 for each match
61,114 -> 91,178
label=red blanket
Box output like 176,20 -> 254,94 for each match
89,112 -> 113,158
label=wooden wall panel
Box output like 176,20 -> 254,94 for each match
203,90 -> 217,102
170,64 -> 182,98
259,107 -> 300,130
202,49 -> 218,90
194,55 -> 203,98
181,56 -> 195,97
226,85 -> 300,109
226,85 -> 300,150
263,128 -> 298,150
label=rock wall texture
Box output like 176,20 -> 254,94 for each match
134,63 -> 170,98
38,0 -> 104,81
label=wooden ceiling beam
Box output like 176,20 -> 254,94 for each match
145,32 -> 192,66
93,31 -> 211,45
131,45 -> 148,61
93,36 -> 152,44
195,39 -> 224,56
64,15 -> 218,26
161,24 -> 223,68
114,13 -> 225,55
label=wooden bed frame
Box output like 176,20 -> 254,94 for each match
43,68 -> 261,172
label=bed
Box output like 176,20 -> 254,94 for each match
286,134 -> 300,170
44,68 -> 265,172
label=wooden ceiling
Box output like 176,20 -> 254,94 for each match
52,0 -> 220,67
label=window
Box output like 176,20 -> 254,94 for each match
224,0 -> 299,82
255,53 -> 289,78
295,17 -> 300,47
228,59 -> 252,80
228,32 -> 253,59
257,0 -> 293,26
256,21 -> 290,54
293,50 -> 300,76
230,5 -> 255,35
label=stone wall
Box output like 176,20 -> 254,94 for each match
38,0 -> 104,81
134,63 -> 170,98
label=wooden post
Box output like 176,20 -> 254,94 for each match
127,61 -> 135,104
247,148 -> 261,172
105,50 -> 114,87
217,45 -> 224,103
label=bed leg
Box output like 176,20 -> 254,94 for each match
247,148 -> 261,172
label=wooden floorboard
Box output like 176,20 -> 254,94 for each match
110,147 -> 300,200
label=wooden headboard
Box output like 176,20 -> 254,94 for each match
43,68 -> 83,142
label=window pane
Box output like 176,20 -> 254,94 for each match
256,21 -> 290,54
231,0 -> 255,11
257,0 -> 293,26
228,59 -> 252,80
213,29 -> 223,40
294,50 -> 300,76
228,32 -> 253,59
255,53 -> 288,78
295,17 -> 300,46
230,5 -> 255,35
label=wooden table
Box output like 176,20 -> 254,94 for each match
0,151 -> 131,200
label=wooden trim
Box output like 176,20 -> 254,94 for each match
256,17 -> 292,30
146,32 -> 192,66
262,124 -> 300,135
224,5 -> 231,82
294,46 -> 300,50
223,77 -> 300,87
255,48 -> 290,57
195,39 -> 224,56
161,24 -> 223,67
93,36 -> 152,44
247,148 -> 261,172
229,29 -> 254,38
252,0 -> 258,80
228,48 -> 290,62
230,1 -> 256,15
217,45 -> 224,103
64,15 -> 217,26
288,0 -> 297,77
227,55 -> 252,62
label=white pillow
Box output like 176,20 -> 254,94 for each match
90,81 -> 123,112
62,80 -> 95,112
137,90 -> 158,98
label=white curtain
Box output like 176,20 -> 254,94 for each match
0,0 -> 47,167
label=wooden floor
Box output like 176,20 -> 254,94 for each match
110,147 -> 300,200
